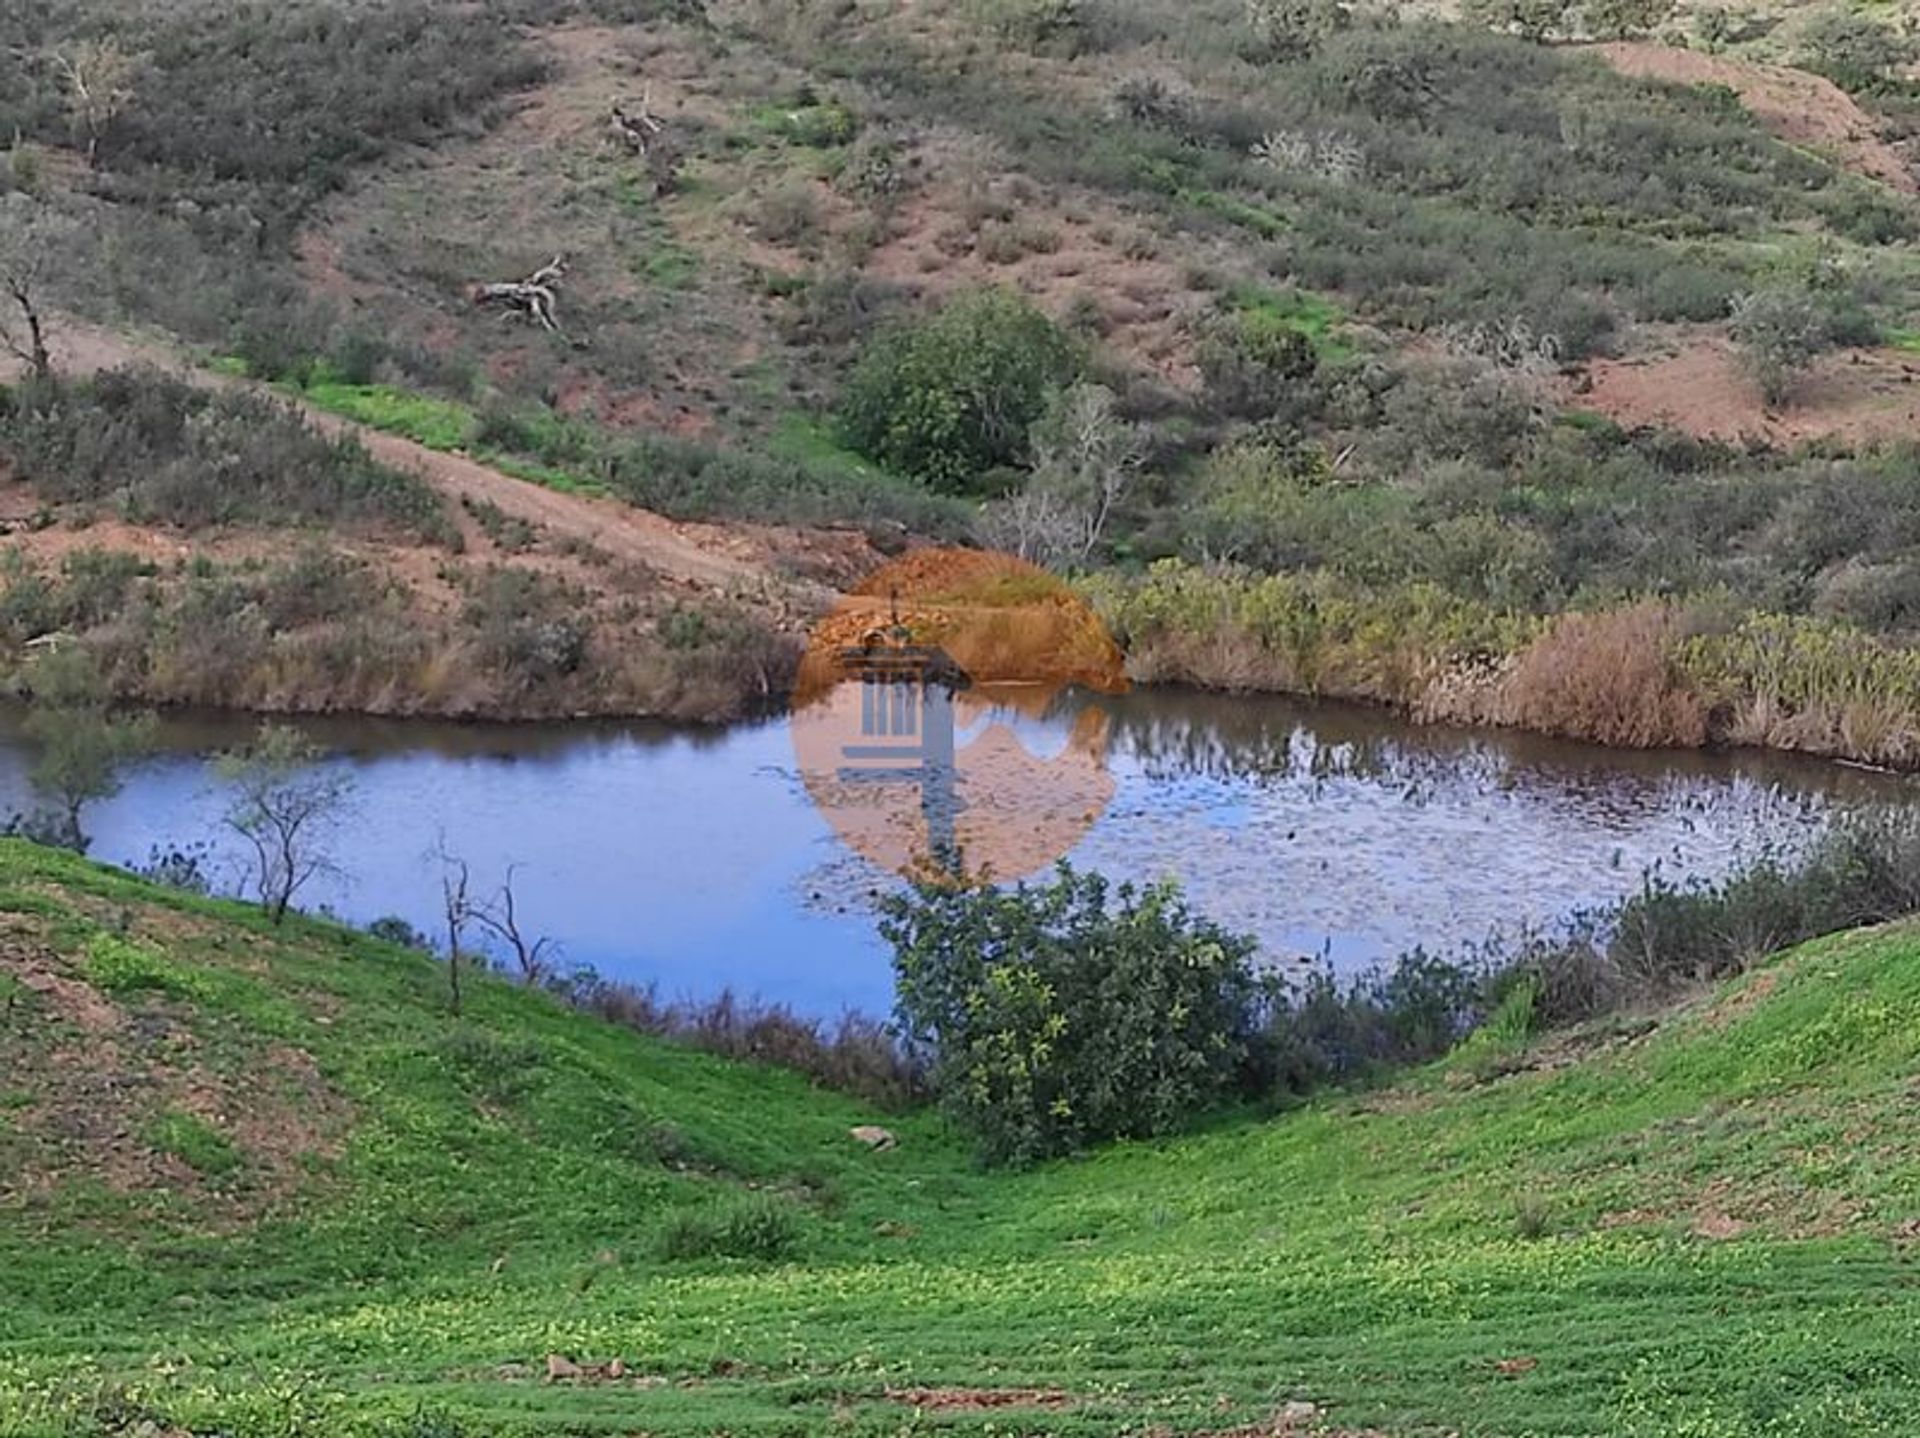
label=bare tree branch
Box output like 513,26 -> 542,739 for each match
609,89 -> 665,155
433,837 -> 478,1016
470,254 -> 567,333
0,194 -> 66,383
472,863 -> 559,987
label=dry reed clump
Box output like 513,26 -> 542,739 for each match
1678,613 -> 1920,768
1495,604 -> 1708,750
1119,625 -> 1290,692
1410,652 -> 1517,728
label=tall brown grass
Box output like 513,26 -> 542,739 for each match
1496,604 -> 1708,750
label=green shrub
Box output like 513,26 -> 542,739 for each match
0,368 -> 452,542
1728,288 -> 1835,405
881,866 -> 1270,1165
657,1193 -> 802,1262
1196,306 -> 1319,420
1794,10 -> 1916,94
776,95 -> 860,148
461,568 -> 590,690
838,289 -> 1079,493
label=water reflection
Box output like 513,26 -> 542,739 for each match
0,691 -> 1901,1016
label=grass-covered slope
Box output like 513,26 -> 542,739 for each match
4,839 -> 1920,1437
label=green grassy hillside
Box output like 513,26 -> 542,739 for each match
4,839 -> 1920,1437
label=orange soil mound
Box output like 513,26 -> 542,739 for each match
1591,41 -> 1916,195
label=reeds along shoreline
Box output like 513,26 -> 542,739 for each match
15,545 -> 1920,765
1088,563 -> 1920,771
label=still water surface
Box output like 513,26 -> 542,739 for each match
1,691 -> 1903,1016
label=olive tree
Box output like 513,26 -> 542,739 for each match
53,41 -> 140,169
217,724 -> 353,925
1729,288 -> 1833,407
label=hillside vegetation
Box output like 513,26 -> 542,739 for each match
4,840 -> 1920,1436
4,0 -> 1920,755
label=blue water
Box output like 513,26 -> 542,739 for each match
0,691 -> 1897,1016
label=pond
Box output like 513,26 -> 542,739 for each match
0,690 -> 1904,1017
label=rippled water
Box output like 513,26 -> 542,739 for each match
0,690 -> 1902,1015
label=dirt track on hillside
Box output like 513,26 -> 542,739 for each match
1,318 -> 796,596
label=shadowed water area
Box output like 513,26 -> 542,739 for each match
1,690 -> 1903,1016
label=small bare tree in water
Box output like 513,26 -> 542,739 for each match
217,724 -> 352,925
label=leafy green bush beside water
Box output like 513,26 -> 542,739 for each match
881,815 -> 1920,1163
882,868 -> 1266,1164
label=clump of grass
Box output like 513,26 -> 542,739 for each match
82,934 -> 213,1003
295,376 -> 478,453
432,1024 -> 545,1105
657,1193 -> 802,1263
1499,605 -> 1708,751
145,1110 -> 242,1178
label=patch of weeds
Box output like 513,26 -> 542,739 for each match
632,237 -> 699,290
753,95 -> 860,149
462,496 -> 537,553
296,377 -> 479,452
1192,189 -> 1290,238
0,890 -> 73,918
433,1024 -> 545,1105
490,458 -> 614,500
1454,976 -> 1541,1082
1514,1192 -> 1551,1241
1554,408 -> 1626,439
1225,283 -> 1353,362
146,1109 -> 242,1178
657,1192 -> 802,1262
82,934 -> 215,1003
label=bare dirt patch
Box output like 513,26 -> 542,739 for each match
0,924 -> 351,1220
1698,969 -> 1779,1030
2,939 -> 126,1035
865,137 -> 1211,386
1590,42 -> 1917,195
1566,329 -> 1920,444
